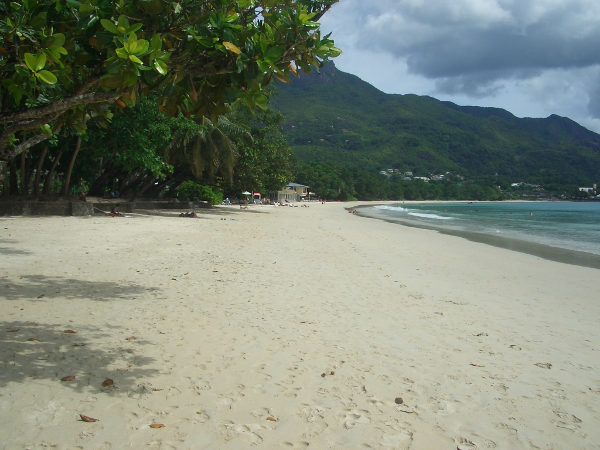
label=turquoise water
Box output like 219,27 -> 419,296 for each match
366,201 -> 600,256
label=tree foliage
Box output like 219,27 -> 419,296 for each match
63,95 -> 295,199
273,62 -> 600,187
0,0 -> 340,161
225,106 -> 294,195
176,180 -> 223,204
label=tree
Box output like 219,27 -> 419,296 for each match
0,0 -> 340,161
227,107 -> 294,195
163,114 -> 245,185
76,96 -> 174,197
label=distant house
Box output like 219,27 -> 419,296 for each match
273,182 -> 309,202
579,186 -> 596,194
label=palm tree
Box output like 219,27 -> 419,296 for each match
164,115 -> 252,184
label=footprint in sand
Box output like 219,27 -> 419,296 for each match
221,422 -> 263,444
367,397 -> 385,413
250,407 -> 272,418
217,396 -> 234,409
456,435 -> 497,449
553,410 -> 582,432
194,410 -> 210,423
298,405 -> 328,438
283,441 -> 310,448
190,379 -> 212,394
380,430 -> 413,448
456,440 -> 476,449
343,409 -> 371,429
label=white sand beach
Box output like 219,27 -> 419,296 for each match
1,202 -> 599,449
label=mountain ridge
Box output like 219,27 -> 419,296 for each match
271,62 -> 600,185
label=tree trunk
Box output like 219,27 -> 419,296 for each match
1,161 -> 9,197
33,146 -> 48,196
20,153 -> 27,195
62,136 -> 81,197
9,159 -> 19,195
44,150 -> 62,194
137,176 -> 158,198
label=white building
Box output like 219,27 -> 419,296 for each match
273,182 -> 309,202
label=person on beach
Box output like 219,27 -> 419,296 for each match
109,205 -> 123,217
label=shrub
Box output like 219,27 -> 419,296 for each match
176,181 -> 223,205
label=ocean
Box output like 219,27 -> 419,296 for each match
358,201 -> 600,269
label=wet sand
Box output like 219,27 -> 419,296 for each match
356,204 -> 600,269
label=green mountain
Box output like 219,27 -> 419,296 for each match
271,62 -> 600,186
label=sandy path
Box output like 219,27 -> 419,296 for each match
1,203 -> 598,449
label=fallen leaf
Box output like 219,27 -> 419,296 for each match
171,278 -> 177,281
27,337 -> 39,342
394,397 -> 404,405
7,329 -> 19,332
212,270 -> 219,273
61,375 -> 76,381
37,294 -> 45,299
184,272 -> 189,275
80,414 -> 99,422
474,332 -> 488,336
152,388 -> 163,391
330,371 -> 335,375
101,378 -> 114,387
73,343 -> 86,347
64,329 -> 77,334
149,423 -> 165,428
125,336 -> 136,341
470,363 -> 485,367
266,416 -> 277,422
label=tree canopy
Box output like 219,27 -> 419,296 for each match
0,0 -> 340,161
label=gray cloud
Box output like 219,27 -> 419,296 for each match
354,0 -> 600,81
320,0 -> 600,128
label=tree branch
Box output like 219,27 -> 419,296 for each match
0,91 -> 118,124
0,90 -> 119,161
3,134 -> 47,161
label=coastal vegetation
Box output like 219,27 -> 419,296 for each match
2,1 -> 600,203
0,0 -> 339,198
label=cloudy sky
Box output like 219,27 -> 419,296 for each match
319,0 -> 600,132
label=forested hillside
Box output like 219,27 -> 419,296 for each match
272,62 -> 600,187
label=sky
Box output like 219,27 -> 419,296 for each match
319,0 -> 600,132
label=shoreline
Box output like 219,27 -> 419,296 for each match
354,202 -> 600,270
1,203 -> 599,448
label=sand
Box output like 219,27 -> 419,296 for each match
1,202 -> 599,449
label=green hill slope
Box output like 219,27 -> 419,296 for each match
271,63 -> 600,186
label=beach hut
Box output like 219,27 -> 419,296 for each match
272,183 -> 309,203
